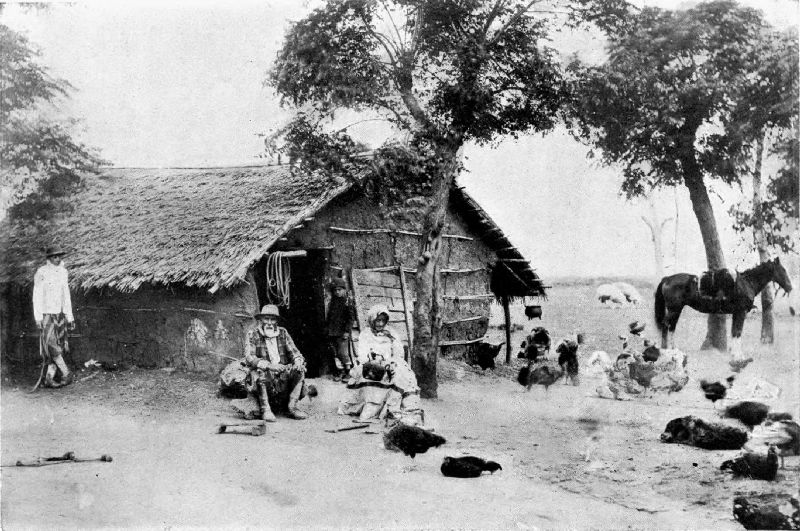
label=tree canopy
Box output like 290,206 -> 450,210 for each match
1,22 -> 103,222
268,0 -> 630,396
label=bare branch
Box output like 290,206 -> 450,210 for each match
488,0 -> 542,45
379,0 -> 406,52
482,0 -> 507,36
360,13 -> 400,67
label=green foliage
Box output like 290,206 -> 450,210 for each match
732,135 -> 799,253
0,23 -> 104,222
726,27 -> 798,254
268,0 -> 630,164
566,0 -> 769,197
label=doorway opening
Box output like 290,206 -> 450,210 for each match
253,250 -> 329,377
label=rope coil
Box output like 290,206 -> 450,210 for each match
265,252 -> 291,308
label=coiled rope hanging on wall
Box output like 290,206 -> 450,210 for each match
265,252 -> 291,308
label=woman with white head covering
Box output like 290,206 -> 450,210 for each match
338,304 -> 422,424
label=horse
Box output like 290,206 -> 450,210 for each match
654,258 -> 792,357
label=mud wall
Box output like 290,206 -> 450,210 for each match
3,279 -> 258,374
275,190 -> 496,361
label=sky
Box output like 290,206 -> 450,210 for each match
2,0 -> 798,280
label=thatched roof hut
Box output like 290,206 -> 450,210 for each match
1,165 -> 544,374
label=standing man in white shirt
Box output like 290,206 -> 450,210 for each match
33,245 -> 75,388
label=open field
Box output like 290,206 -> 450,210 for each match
2,283 -> 798,529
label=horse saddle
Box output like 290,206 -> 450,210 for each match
699,269 -> 735,300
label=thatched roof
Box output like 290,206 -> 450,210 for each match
1,166 -> 349,292
1,165 -> 544,296
451,186 -> 546,299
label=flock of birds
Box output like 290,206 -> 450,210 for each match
696,375 -> 800,478
368,316 -> 798,527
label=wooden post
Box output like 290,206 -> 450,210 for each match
502,294 -> 512,364
399,267 -> 414,359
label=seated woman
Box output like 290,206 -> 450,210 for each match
338,304 -> 423,425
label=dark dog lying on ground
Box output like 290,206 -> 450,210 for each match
660,415 -> 748,450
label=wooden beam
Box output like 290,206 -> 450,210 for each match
439,336 -> 487,347
442,294 -> 495,300
329,226 -> 473,241
499,261 -> 530,293
442,315 -> 485,326
502,294 -> 512,364
441,267 -> 484,274
399,268 -> 414,354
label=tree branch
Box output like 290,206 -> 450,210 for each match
488,0 -> 541,45
379,0 -> 406,52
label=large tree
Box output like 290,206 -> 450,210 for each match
728,27 -> 798,343
567,0 -> 771,351
0,19 -> 104,354
1,21 -> 103,223
268,0 -> 628,397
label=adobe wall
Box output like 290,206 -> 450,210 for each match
3,278 -> 258,374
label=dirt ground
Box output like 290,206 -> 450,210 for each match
2,283 -> 798,530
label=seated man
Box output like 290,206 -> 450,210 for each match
244,304 -> 308,421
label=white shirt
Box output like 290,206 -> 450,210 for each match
32,262 -> 74,322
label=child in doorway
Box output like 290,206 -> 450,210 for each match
326,277 -> 357,381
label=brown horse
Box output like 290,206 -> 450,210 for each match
654,258 -> 792,355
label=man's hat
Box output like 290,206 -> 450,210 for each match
330,277 -> 347,290
629,321 -> 646,336
254,304 -> 281,319
45,245 -> 67,257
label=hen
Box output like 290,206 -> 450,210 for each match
724,401 -> 770,430
518,362 -> 563,392
720,445 -> 779,481
441,456 -> 502,478
556,339 -> 580,386
383,424 -> 446,458
700,375 -> 734,408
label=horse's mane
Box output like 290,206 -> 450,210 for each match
739,260 -> 774,279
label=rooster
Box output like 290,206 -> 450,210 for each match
518,362 -> 563,393
724,401 -> 770,430
441,456 -> 502,478
700,375 -> 735,409
721,446 -> 779,481
383,424 -> 446,458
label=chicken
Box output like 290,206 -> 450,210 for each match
733,493 -> 800,530
555,339 -> 580,386
721,446 -> 779,481
755,419 -> 800,468
383,423 -> 446,458
440,456 -> 502,478
518,361 -> 563,392
641,344 -> 660,362
700,375 -> 734,408
724,401 -> 770,430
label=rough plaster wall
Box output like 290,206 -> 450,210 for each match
280,190 -> 496,362
4,279 -> 259,374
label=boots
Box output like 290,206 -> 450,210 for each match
258,382 -> 276,422
286,377 -> 308,420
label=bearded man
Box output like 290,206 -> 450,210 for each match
244,304 -> 308,421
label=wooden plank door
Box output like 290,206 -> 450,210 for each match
350,267 -> 414,355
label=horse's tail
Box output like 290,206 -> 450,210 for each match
654,279 -> 666,332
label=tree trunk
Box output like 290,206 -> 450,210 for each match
410,146 -> 460,399
641,196 -> 671,281
752,134 -> 775,343
682,168 -> 728,351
